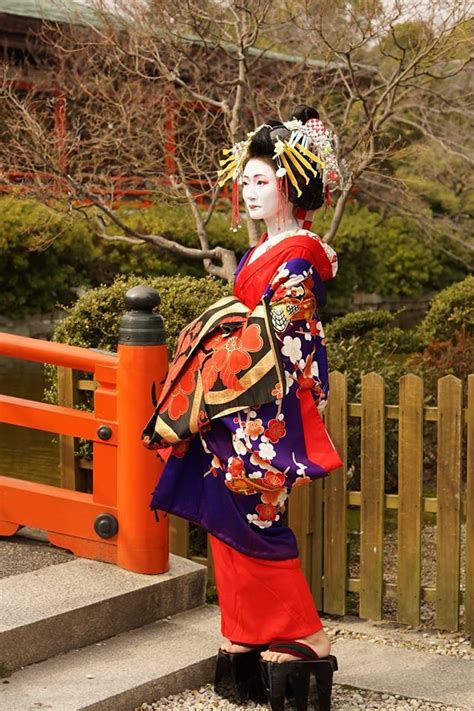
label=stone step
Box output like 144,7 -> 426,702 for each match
0,554 -> 206,674
0,604 -> 222,711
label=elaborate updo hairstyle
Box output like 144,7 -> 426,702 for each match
246,105 -> 325,211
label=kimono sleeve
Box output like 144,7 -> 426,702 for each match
263,257 -> 330,412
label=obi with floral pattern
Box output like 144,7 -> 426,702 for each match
145,231 -> 342,561
142,296 -> 284,447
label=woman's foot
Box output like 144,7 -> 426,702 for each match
260,628 -> 331,663
220,641 -> 254,653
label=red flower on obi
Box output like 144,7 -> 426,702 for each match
162,355 -> 198,420
255,502 -> 278,522
202,323 -> 263,392
263,470 -> 286,488
264,418 -> 286,443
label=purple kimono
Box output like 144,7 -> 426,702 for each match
148,231 -> 342,560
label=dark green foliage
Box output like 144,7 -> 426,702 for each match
0,197 -> 241,317
0,197 -> 97,317
1,196 -> 467,319
320,206 -> 467,308
417,275 -> 474,344
326,310 -> 395,340
324,309 -> 424,355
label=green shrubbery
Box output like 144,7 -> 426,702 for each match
321,206 -> 466,307
0,197 -> 243,317
0,197 -> 96,317
417,274 -> 474,344
1,196 -> 468,318
407,274 -> 474,405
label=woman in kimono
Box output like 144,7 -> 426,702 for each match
143,105 -> 343,704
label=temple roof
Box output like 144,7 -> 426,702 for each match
0,0 -> 100,26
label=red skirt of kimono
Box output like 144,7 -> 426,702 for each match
209,534 -> 323,645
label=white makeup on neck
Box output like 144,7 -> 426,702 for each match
242,157 -> 299,239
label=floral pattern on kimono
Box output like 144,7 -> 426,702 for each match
199,256 -> 339,531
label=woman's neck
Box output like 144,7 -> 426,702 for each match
264,211 -> 299,239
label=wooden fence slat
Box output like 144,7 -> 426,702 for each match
169,515 -> 189,558
310,480 -> 324,609
360,372 -> 385,620
465,374 -> 474,644
289,483 -> 311,580
58,366 -> 78,490
397,374 -> 424,626
323,371 -> 348,615
436,375 -> 462,631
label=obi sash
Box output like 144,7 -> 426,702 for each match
143,295 -> 285,447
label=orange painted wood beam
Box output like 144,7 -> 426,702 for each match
0,476 -> 117,543
0,333 -> 117,372
0,395 -> 118,444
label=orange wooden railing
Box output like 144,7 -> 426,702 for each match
0,286 -> 169,574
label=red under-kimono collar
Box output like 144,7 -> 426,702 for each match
234,231 -> 335,310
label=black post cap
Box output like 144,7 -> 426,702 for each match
119,285 -> 166,346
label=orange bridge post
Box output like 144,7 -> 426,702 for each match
116,286 -> 169,574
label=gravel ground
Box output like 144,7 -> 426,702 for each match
324,621 -> 473,660
136,622 -> 472,711
137,682 -> 467,710
0,534 -> 72,577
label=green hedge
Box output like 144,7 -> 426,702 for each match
0,198 -> 242,317
321,206 -> 467,307
1,196 -> 468,318
418,275 -> 474,343
0,197 -> 97,317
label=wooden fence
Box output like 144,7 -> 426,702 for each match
58,370 -> 473,641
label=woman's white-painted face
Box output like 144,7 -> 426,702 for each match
242,158 -> 280,222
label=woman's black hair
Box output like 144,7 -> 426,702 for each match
246,105 -> 324,211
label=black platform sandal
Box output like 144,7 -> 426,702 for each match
259,640 -> 338,711
214,642 -> 268,703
